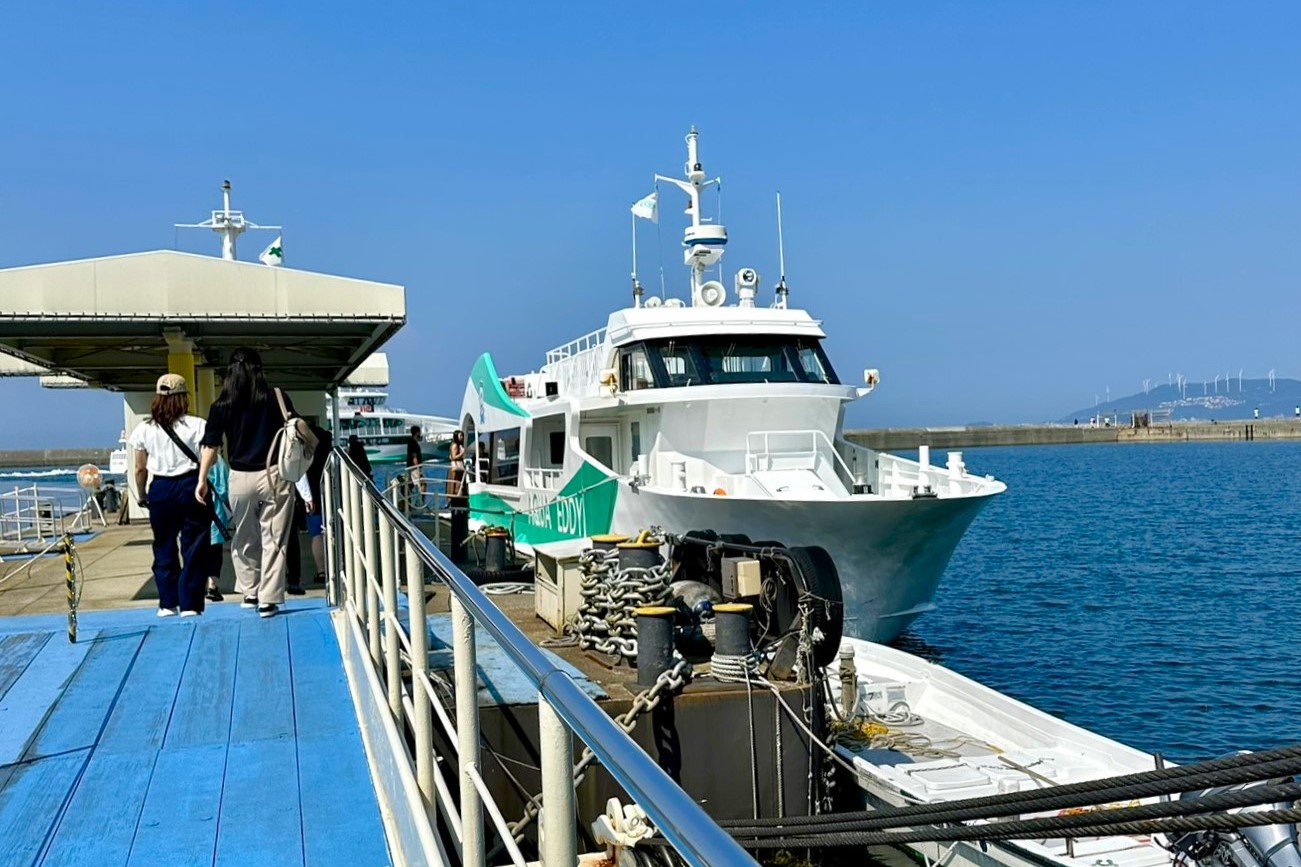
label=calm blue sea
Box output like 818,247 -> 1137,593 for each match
902,442 -> 1301,765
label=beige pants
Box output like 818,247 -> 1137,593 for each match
228,466 -> 294,604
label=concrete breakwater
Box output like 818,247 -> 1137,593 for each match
848,419 -> 1301,451
0,447 -> 112,468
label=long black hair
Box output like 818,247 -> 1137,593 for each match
215,346 -> 269,412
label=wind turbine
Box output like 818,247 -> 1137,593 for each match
1238,369 -> 1243,392
1214,374 -> 1220,393
1269,368 -> 1276,391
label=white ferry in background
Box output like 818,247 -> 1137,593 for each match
331,387 -> 458,464
458,127 -> 1006,643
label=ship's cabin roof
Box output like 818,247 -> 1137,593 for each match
603,306 -> 838,391
605,305 -> 825,347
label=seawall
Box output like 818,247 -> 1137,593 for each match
0,448 -> 113,469
847,419 -> 1301,451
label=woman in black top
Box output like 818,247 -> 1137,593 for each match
196,347 -> 297,618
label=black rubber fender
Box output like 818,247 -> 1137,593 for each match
717,533 -> 752,549
784,545 -> 844,668
670,529 -> 720,585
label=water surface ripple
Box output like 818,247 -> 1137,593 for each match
900,442 -> 1301,764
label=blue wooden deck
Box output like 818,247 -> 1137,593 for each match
0,599 -> 392,867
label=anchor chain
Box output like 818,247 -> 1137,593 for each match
575,546 -> 673,659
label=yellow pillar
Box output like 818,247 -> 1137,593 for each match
167,349 -> 196,399
195,366 -> 216,418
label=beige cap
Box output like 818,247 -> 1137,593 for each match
155,373 -> 188,395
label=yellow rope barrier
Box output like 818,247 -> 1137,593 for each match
63,533 -> 77,644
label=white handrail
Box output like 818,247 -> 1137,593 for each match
745,429 -> 859,489
325,449 -> 757,867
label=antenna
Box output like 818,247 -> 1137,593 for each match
652,126 -> 724,306
774,191 -> 789,309
175,180 -> 281,261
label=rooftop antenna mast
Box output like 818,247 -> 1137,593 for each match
175,180 -> 282,261
654,126 -> 724,306
774,191 -> 789,309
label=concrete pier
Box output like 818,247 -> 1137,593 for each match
848,418 -> 1301,451
0,448 -> 112,469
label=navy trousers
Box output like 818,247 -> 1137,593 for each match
148,472 -> 210,612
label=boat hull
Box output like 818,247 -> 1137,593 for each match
471,473 -> 995,642
614,485 -> 994,642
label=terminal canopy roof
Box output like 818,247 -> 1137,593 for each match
0,251 -> 405,392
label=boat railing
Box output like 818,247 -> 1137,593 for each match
324,449 -> 755,867
522,467 -> 563,490
544,327 -> 607,364
875,449 -> 985,497
543,328 -> 608,398
745,429 -> 860,492
0,485 -> 66,548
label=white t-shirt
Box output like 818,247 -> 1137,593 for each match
127,415 -> 207,477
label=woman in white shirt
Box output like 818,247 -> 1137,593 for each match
128,373 -> 210,617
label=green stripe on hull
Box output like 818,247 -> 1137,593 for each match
470,462 -> 618,546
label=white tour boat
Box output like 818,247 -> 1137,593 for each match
458,127 -> 1006,642
332,387 -> 458,464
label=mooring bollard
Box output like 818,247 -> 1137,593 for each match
615,532 -> 662,571
714,603 -> 753,657
590,533 -> 628,552
483,526 -> 510,573
635,606 -> 676,685
449,496 -> 470,563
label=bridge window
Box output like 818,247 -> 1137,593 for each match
619,346 -> 655,391
614,336 -> 839,387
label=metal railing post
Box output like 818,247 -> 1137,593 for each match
324,464 -> 338,606
538,696 -> 578,867
408,537 -> 434,807
362,491 -> 381,664
451,595 -> 485,867
345,472 -> 360,605
379,508 -> 401,717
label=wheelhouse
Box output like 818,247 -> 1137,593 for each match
616,334 -> 840,391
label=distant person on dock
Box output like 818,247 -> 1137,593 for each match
347,434 -> 374,483
203,453 -> 233,603
196,347 -> 298,619
447,430 -> 466,497
405,425 -> 424,511
128,373 -> 209,618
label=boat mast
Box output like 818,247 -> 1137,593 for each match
655,127 -> 725,306
175,180 -> 282,261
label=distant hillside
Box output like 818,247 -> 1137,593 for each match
1059,378 -> 1301,424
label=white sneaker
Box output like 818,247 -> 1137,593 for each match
180,610 -> 201,618
157,608 -> 179,618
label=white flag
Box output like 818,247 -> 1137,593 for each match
630,191 -> 658,223
259,236 -> 283,267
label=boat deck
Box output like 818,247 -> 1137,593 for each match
0,599 -> 390,867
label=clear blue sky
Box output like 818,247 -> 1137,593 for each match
2,2 -> 1300,447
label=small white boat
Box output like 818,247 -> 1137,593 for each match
457,127 -> 1005,642
330,387 -> 458,464
837,637 -> 1300,867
